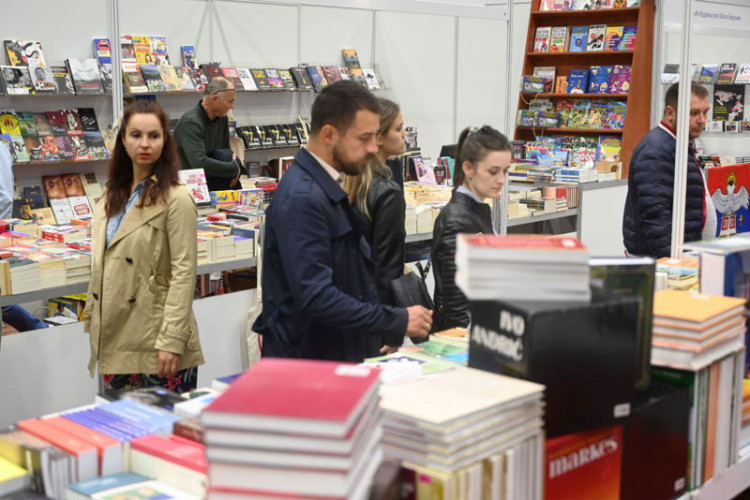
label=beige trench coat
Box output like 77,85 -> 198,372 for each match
84,181 -> 205,376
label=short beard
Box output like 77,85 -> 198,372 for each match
333,143 -> 370,176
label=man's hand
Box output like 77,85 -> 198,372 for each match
380,345 -> 400,355
157,350 -> 181,377
405,305 -> 432,338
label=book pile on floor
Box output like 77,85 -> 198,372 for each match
651,289 -> 746,370
455,234 -> 591,302
379,367 -> 545,498
201,359 -> 384,499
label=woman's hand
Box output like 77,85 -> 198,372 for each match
157,350 -> 181,377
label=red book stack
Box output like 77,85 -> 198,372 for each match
201,358 -> 383,499
455,234 -> 591,302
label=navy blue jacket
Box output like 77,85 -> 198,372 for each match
623,125 -> 705,258
252,148 -> 408,362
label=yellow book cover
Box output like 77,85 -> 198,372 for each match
653,289 -> 746,326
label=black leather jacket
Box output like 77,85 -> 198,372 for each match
358,171 -> 406,346
431,190 -> 494,331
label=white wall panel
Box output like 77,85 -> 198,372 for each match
375,11 -> 456,159
456,17 -> 507,137
300,6 -> 374,66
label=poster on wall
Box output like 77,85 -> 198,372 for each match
707,163 -> 750,237
713,84 -> 745,121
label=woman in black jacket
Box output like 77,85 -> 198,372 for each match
431,125 -> 512,331
344,98 -> 408,350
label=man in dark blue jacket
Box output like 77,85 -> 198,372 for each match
253,81 -> 432,362
623,82 -> 714,258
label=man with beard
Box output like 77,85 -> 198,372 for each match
253,81 -> 432,361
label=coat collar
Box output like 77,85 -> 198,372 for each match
294,148 -> 347,203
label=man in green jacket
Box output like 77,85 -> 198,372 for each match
173,76 -> 241,191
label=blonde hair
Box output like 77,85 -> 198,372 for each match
343,98 -> 400,220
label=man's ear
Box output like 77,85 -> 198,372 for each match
319,124 -> 338,146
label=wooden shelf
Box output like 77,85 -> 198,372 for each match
531,6 -> 640,23
521,92 -> 628,100
516,126 -> 623,135
526,51 -> 634,65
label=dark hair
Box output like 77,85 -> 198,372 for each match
310,80 -> 380,135
105,100 -> 180,217
453,125 -> 512,190
665,82 -> 709,110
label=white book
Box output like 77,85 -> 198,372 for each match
235,67 -> 257,91
362,68 -> 380,90
735,63 -> 750,84
49,198 -> 74,225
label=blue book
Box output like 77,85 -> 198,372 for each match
305,66 -> 325,90
567,69 -> 590,94
99,400 -> 180,434
588,65 -> 614,93
67,472 -> 149,497
63,408 -> 148,441
569,26 -> 589,53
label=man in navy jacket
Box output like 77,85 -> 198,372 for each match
623,82 -> 714,258
253,81 -> 432,362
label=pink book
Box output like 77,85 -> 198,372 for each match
131,433 -> 207,473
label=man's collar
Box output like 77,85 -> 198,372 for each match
198,100 -> 218,122
659,120 -> 677,139
294,148 -> 347,203
305,147 -> 343,186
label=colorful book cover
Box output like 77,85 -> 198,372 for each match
199,63 -> 222,82
735,63 -> 750,85
3,40 -> 45,67
587,24 -> 607,51
265,68 -> 284,89
555,76 -> 568,94
568,100 -> 591,128
604,101 -> 627,129
92,38 -> 112,65
534,26 -> 552,53
567,69 -> 589,94
277,69 -> 296,89
605,26 -> 624,51
250,68 -> 270,90
619,25 -> 637,50
220,67 -> 243,90
549,26 -> 568,52
120,35 -> 136,64
341,48 -> 361,69
716,63 -> 737,85
588,65 -> 613,93
587,99 -> 608,129
158,65 -> 182,91
698,64 -> 719,84
140,64 -> 166,92
189,68 -> 208,92
149,36 -> 170,65
569,26 -> 589,52
235,68 -> 257,91
175,67 -> 195,91
596,135 -> 622,161
290,67 -> 313,89
522,75 -> 550,93
610,64 -> 632,94
181,46 -> 196,70
713,85 -> 745,122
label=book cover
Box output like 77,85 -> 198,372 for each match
50,65 -> 75,95
1,66 -> 32,94
98,63 -> 113,94
522,75 -> 551,93
605,26 -> 624,51
235,67 -> 257,91
132,36 -> 153,65
342,48 -> 361,69
77,108 -> 101,132
349,68 -> 367,88
203,359 -> 380,436
199,63 -> 222,82
654,289 -> 746,326
140,64 -> 166,92
178,169 -> 211,206
362,68 -> 379,90
28,62 -> 56,94
610,64 -> 632,94
280,123 -> 300,146
181,46 -> 197,70
604,100 -> 627,129
735,63 -> 750,85
149,36 -> 170,65
619,25 -> 637,51
220,67 -> 243,90
290,67 -> 313,89
120,35 -> 136,64
66,472 -> 149,498
39,135 -> 59,161
54,135 -> 75,161
92,38 -> 112,65
4,40 -> 45,67
549,26 -> 568,52
699,64 -> 719,84
587,24 -> 607,51
596,135 -> 622,162
569,26 -> 588,52
45,110 -> 67,136
713,84 -> 744,122
175,66 -> 195,91
716,63 -> 738,85
66,58 -> 104,94
533,66 -> 556,84
661,63 -> 680,84
567,69 -> 589,94
22,185 -> 44,209
122,64 -> 147,93
533,26 -> 552,53
250,68 -> 270,90
588,65 -> 613,93
278,69 -> 296,89
62,109 -> 84,136
322,65 -> 342,84
339,66 -> 352,81
305,65 -> 327,90
188,68 -> 208,92
158,65 -> 181,91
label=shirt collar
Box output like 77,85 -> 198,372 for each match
457,185 -> 484,204
659,120 -> 677,138
306,147 -> 343,186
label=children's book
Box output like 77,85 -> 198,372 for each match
605,26 -> 624,51
569,26 -> 588,52
619,25 -> 637,51
588,65 -> 613,93
587,24 -> 606,51
181,46 -> 197,70
596,135 -> 622,162
549,27 -> 568,52
604,101 -> 627,129
534,27 -> 552,53
610,64 -> 632,94
567,69 -> 589,94
555,76 -> 568,94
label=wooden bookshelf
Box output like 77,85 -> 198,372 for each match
516,0 -> 655,177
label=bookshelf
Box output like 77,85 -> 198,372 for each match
515,0 -> 655,177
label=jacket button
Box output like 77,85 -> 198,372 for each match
128,296 -> 136,303
92,293 -> 99,300
125,257 -> 133,264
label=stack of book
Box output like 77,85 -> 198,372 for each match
379,367 -> 545,498
201,359 -> 383,499
129,434 -> 207,497
651,289 -> 746,371
455,234 -> 591,302
0,454 -> 30,497
741,379 -> 750,460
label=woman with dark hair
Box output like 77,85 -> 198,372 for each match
344,98 -> 408,352
431,125 -> 512,331
84,100 -> 204,392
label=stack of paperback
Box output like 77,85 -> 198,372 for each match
455,234 -> 591,302
201,359 -> 384,499
651,289 -> 746,370
379,367 -> 545,498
